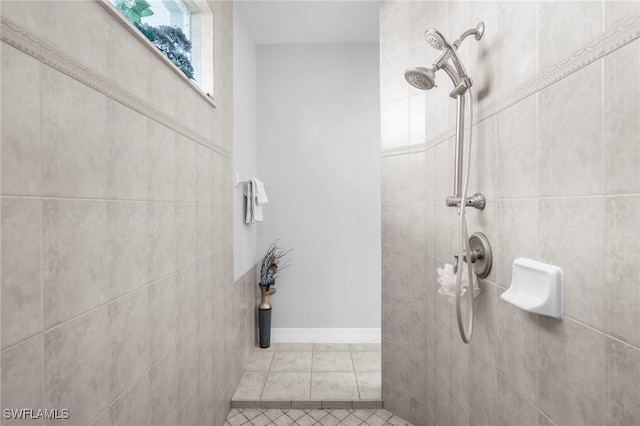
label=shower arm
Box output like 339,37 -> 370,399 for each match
446,22 -> 485,96
453,22 -> 485,50
453,30 -> 478,50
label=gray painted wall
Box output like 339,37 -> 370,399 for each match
256,43 -> 382,329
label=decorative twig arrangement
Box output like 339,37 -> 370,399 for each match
258,241 -> 292,308
260,241 -> 293,289
257,241 -> 292,348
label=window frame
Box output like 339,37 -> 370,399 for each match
99,0 -> 216,107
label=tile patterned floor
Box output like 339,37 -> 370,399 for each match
232,343 -> 381,409
224,408 -> 414,426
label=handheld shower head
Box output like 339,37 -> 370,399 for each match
404,67 -> 437,90
409,23 -> 485,96
424,29 -> 451,51
423,27 -> 471,87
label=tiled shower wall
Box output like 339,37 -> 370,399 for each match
0,1 -> 254,425
380,2 -> 640,425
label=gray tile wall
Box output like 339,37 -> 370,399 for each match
0,1 -> 253,425
380,2 -> 640,425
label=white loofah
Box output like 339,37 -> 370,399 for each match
436,263 -> 480,303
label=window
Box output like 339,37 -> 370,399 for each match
142,1 -> 191,35
109,0 -> 213,92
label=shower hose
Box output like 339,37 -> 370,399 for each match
455,87 -> 474,344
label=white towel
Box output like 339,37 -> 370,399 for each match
253,178 -> 268,222
254,178 -> 269,204
244,180 -> 254,224
243,178 -> 269,223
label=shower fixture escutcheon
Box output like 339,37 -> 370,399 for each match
453,232 -> 492,278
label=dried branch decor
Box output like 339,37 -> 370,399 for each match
259,241 -> 292,308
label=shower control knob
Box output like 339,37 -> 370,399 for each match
452,232 -> 493,278
452,247 -> 480,272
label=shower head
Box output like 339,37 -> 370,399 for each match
409,23 -> 485,95
424,29 -> 451,51
422,27 -> 469,87
404,67 -> 437,90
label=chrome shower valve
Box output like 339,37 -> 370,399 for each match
452,232 -> 493,278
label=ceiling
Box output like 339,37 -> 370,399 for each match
235,1 -> 381,45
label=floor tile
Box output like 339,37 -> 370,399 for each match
273,414 -> 294,426
352,409 -> 373,421
297,414 -> 316,426
374,409 -> 393,420
246,350 -> 275,372
313,351 -> 355,372
262,372 -> 311,400
352,351 -> 381,372
233,372 -> 268,400
285,409 -> 305,421
349,343 -> 381,352
341,413 -> 364,426
256,344 -> 278,351
388,414 -> 411,425
365,414 -> 387,426
311,372 -> 359,400
270,351 -> 312,372
314,343 -> 351,351
242,409 -> 263,420
355,372 -> 381,400
233,341 -> 383,417
277,343 -> 313,351
307,409 -> 328,421
263,409 -> 285,421
250,413 -> 271,426
228,412 -> 248,426
319,414 -> 340,426
331,409 -> 351,420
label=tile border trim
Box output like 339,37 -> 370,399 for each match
0,15 -> 230,159
381,12 -> 640,158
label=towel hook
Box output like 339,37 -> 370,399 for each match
234,171 -> 251,187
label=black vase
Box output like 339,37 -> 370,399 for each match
258,307 -> 272,348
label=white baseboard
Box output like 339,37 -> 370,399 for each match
269,328 -> 381,343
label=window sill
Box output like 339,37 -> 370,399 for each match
97,0 -> 217,108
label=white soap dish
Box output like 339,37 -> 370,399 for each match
500,258 -> 563,319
